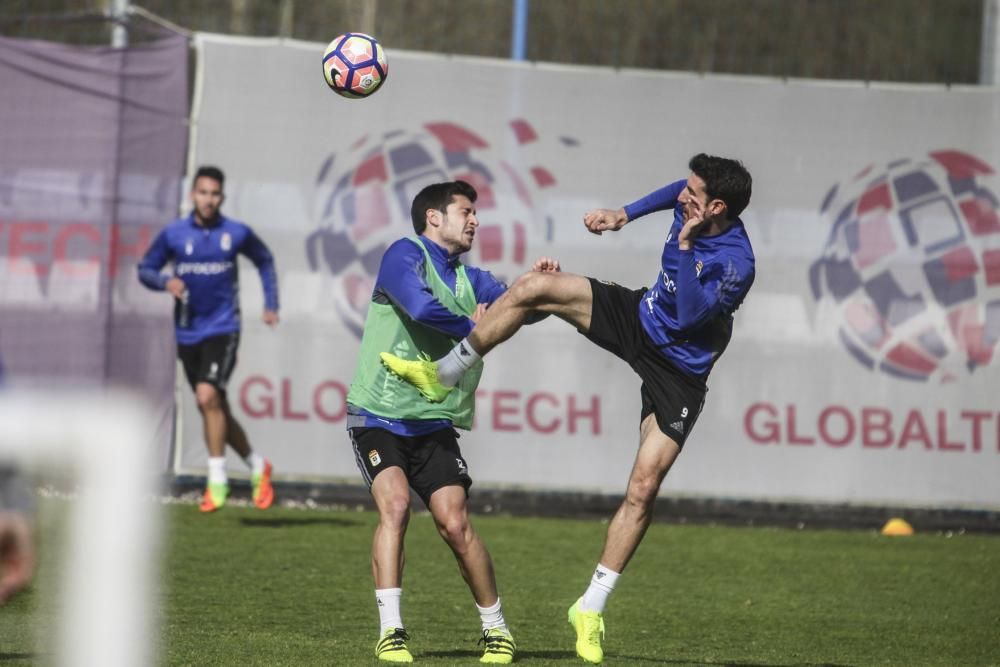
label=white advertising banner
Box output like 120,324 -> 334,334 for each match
174,33 -> 1000,509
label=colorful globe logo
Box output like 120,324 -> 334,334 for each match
305,121 -> 567,337
809,150 -> 1000,382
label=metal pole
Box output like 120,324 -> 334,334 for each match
982,0 -> 1000,84
110,0 -> 129,47
361,0 -> 378,37
279,0 -> 295,37
511,0 -> 528,61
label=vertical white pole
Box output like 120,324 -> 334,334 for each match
110,0 -> 129,48
982,0 -> 1000,84
0,392 -> 160,667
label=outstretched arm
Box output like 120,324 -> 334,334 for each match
584,179 -> 687,235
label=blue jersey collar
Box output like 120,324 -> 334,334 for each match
186,212 -> 226,229
419,235 -> 462,268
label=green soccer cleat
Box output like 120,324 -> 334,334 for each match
199,482 -> 229,513
568,597 -> 605,664
479,627 -> 516,664
379,352 -> 454,403
375,627 -> 413,663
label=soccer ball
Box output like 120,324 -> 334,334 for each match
322,32 -> 387,98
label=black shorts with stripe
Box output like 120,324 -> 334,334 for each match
582,278 -> 708,447
349,426 -> 472,506
177,332 -> 240,392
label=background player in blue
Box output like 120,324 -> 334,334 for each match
138,166 -> 279,513
381,154 -> 755,664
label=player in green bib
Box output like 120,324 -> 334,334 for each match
347,180 -> 559,664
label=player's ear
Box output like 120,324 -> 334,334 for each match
425,208 -> 441,229
709,198 -> 727,219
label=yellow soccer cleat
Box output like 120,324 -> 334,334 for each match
479,627 -> 516,664
568,597 -> 605,664
379,352 -> 454,403
252,459 -> 274,510
199,482 -> 229,513
375,627 -> 413,663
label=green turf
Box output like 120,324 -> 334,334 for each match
4,501 -> 1000,666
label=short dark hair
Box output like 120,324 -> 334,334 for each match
688,153 -> 752,220
193,165 -> 225,188
410,180 -> 478,234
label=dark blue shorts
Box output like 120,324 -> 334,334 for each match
582,278 -> 707,446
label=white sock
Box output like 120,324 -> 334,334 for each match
476,597 -> 508,633
376,588 -> 403,635
207,457 -> 227,485
580,564 -> 619,613
244,451 -> 265,476
436,338 -> 481,387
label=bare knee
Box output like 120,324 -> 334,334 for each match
379,495 -> 411,532
195,384 -> 222,412
625,471 -> 660,510
436,513 -> 472,552
508,271 -> 557,309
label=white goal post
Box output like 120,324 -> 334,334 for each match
0,390 -> 160,667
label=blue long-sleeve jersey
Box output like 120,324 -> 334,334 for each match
348,236 -> 508,436
137,213 -> 279,345
624,179 -> 755,378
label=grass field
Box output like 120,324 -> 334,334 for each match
4,498 -> 1000,666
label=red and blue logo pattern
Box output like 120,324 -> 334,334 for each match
306,120 -> 572,337
810,150 -> 1000,382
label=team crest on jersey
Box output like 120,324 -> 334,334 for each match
220,232 -> 232,251
695,260 -> 703,276
368,450 -> 381,467
184,239 -> 193,255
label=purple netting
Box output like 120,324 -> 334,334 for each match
0,33 -> 189,467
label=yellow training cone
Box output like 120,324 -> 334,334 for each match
880,518 -> 914,536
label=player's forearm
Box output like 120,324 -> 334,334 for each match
380,274 -> 472,339
402,298 -> 473,339
258,264 -> 280,311
137,265 -> 169,290
674,251 -> 718,331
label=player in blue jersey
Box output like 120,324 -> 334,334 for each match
349,180 -> 559,664
381,154 -> 755,664
138,166 -> 280,513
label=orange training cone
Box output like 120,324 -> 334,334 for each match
880,518 -> 914,536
